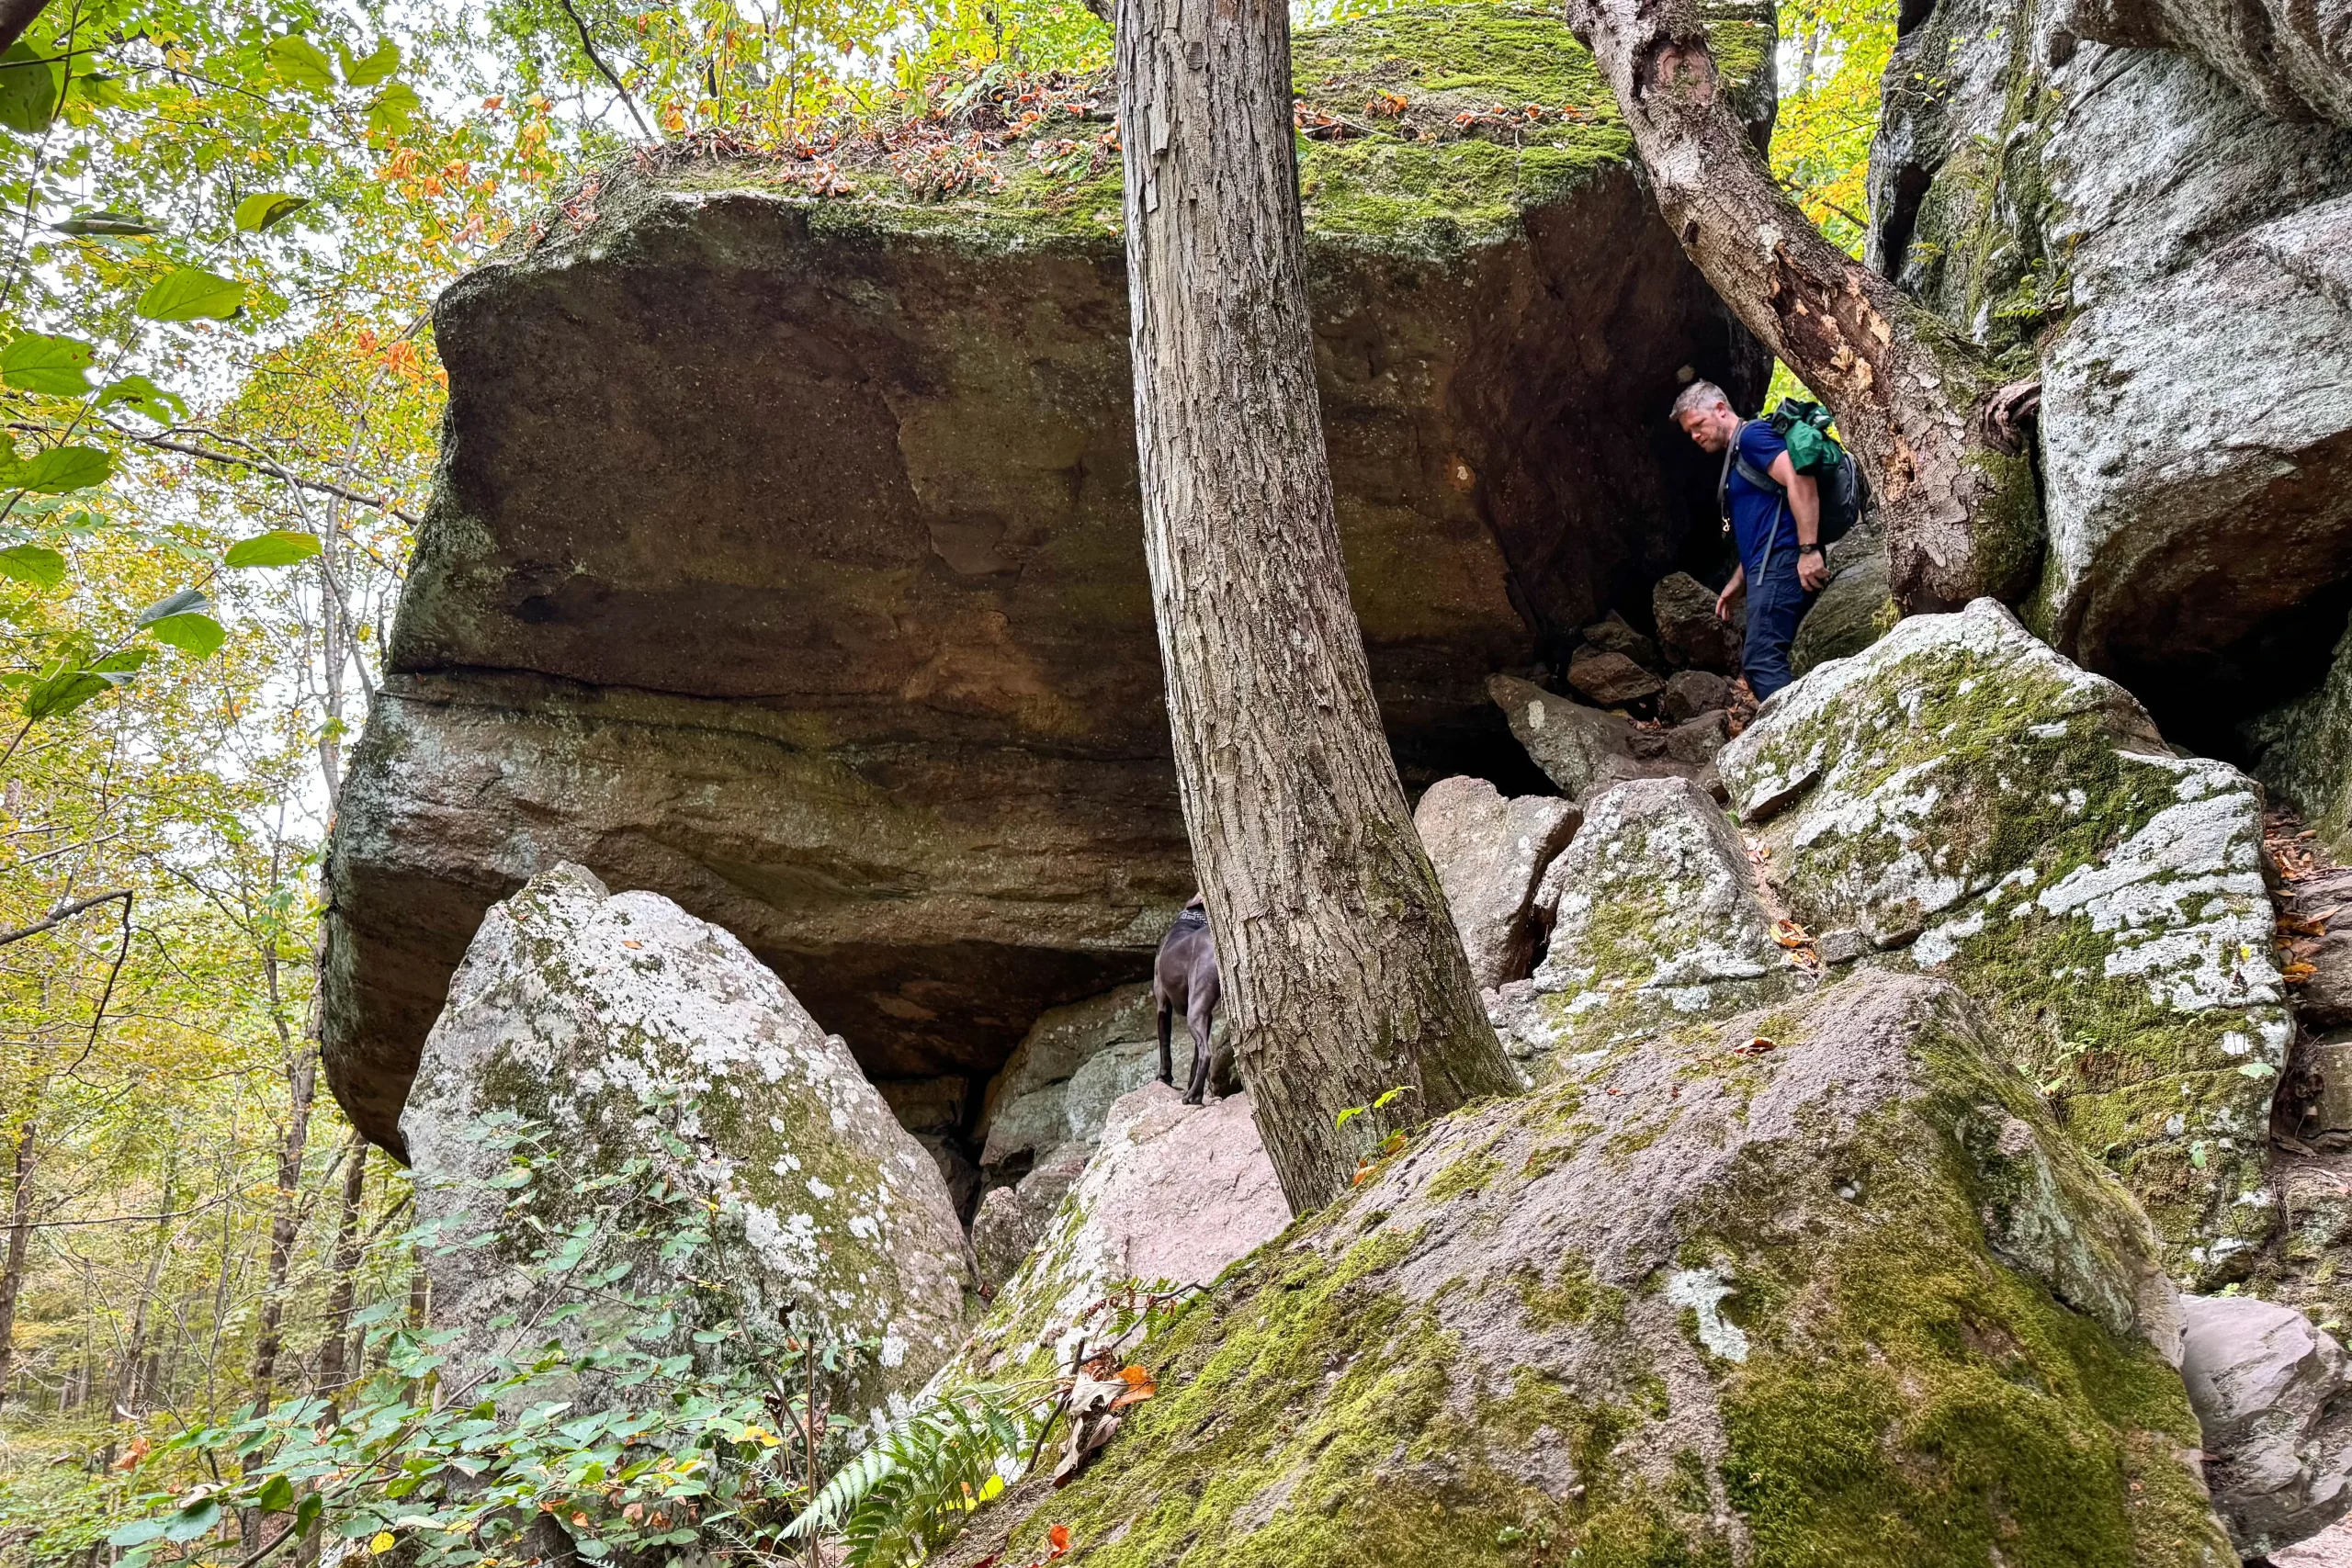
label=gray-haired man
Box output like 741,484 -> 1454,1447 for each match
1671,379 -> 1826,703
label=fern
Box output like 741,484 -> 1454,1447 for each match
785,1382 -> 1039,1567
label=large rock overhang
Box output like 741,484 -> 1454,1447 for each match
324,2 -> 1775,1156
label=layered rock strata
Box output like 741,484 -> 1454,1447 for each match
323,2 -> 1774,1152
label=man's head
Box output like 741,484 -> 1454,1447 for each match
1672,379 -> 1740,453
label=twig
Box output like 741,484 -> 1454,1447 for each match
556,0 -> 655,141
96,420 -> 420,525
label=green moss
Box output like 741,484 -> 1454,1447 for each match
1426,1147 -> 1502,1201
1518,1255 -> 1629,1330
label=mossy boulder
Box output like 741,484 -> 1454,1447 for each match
954,972 -> 2231,1567
1868,0 -> 2352,728
402,863 -> 972,1428
1720,600 -> 2290,1284
322,0 -> 1777,1156
2246,612 -> 2352,863
1488,776 -> 1799,1079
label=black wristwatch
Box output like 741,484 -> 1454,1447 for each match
1798,544 -> 1823,556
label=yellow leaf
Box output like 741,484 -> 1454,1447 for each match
369,1533 -> 396,1554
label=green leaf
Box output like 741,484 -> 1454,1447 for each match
135,267 -> 245,322
106,1518 -> 174,1548
0,332 -> 96,395
50,209 -> 153,236
340,39 -> 401,86
267,36 -> 336,93
0,544 -> 65,588
295,1494 -> 323,1533
368,82 -> 422,136
96,375 -> 187,422
26,649 -> 146,720
161,1498 -> 221,1542
137,586 -> 213,626
223,530 -> 320,568
255,1474 -> 296,1512
0,42 -> 60,134
10,446 -> 112,493
233,192 -> 310,233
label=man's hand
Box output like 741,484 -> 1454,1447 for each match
1798,547 -> 1829,592
1715,565 -> 1745,622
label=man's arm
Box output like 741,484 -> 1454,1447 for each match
1770,451 -> 1826,591
1715,563 -> 1745,622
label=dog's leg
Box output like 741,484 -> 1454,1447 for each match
1157,1000 -> 1174,1086
1184,1007 -> 1213,1105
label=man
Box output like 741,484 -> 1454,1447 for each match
1671,380 -> 1829,703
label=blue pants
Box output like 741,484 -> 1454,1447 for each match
1743,553 -> 1818,704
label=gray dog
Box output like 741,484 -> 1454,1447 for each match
1153,895 -> 1220,1105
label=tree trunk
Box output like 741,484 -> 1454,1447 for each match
248,1019 -> 317,1404
0,1120 -> 35,1403
1116,0 -> 1521,1215
312,1127 -> 367,1399
1560,0 -> 2043,609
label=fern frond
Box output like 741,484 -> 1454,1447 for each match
783,1382 -> 1040,1568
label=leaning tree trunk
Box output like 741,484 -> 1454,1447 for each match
1561,0 -> 2044,609
1117,0 -> 1521,1214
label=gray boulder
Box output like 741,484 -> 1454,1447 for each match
1489,673 -> 1635,799
952,1083 -> 1290,1382
2180,1293 -> 2352,1557
953,974 -> 2230,1566
2054,0 -> 2352,126
1663,667 -> 1731,721
969,1141 -> 1092,1293
1565,648 -> 1666,706
1490,775 -> 1796,1077
401,863 -> 971,1427
1411,775 -> 1581,989
1871,0 -> 2352,694
1577,611 -> 1661,671
976,985 -> 1163,1187
1721,600 -> 2290,1282
1654,570 -> 1742,673
2039,195 -> 2352,684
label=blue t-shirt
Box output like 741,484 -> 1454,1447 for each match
1726,421 -> 1794,581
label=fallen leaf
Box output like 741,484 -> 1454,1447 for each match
1111,1366 -> 1158,1408
2283,962 -> 2318,983
1049,1524 -> 1073,1555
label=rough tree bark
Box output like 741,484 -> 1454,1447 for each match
0,1121 -> 35,1403
1117,0 -> 1521,1214
248,1021 -> 316,1404
1561,0 -> 2044,610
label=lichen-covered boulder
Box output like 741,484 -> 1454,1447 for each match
1720,600 -> 2290,1282
1412,776 -> 1581,989
977,985 -> 1163,1187
956,973 -> 2232,1566
1487,776 -> 1796,1078
1870,0 -> 2352,713
2248,614 -> 2352,862
1489,673 -> 1634,800
2178,1292 -> 2352,1557
402,863 -> 971,1424
953,1084 -> 1288,1383
322,0 -> 1776,1157
971,1142 -> 1093,1294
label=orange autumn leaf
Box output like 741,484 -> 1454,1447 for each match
1047,1522 -> 1074,1558
1110,1366 -> 1157,1408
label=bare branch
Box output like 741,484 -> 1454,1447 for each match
96,420 -> 420,525
0,888 -> 128,949
557,0 -> 656,141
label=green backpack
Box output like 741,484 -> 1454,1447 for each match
1717,398 -> 1868,547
